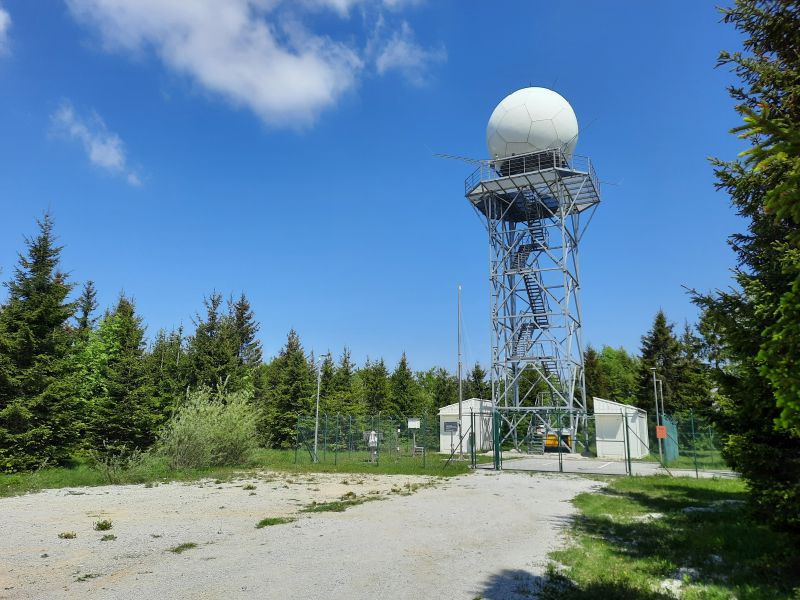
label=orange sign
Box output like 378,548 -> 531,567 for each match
656,425 -> 667,439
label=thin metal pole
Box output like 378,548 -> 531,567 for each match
623,408 -> 632,476
458,284 -> 463,460
657,379 -> 665,421
690,410 -> 699,479
651,368 -> 662,463
314,360 -> 322,463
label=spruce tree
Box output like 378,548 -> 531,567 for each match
75,280 -> 98,338
465,362 -> 490,399
146,326 -> 186,422
693,0 -> 800,532
583,345 -> 608,405
268,330 -> 313,447
389,353 -> 416,417
85,296 -> 156,455
332,348 -> 358,415
0,214 -> 78,471
358,358 -> 391,415
637,310 -> 681,413
185,293 -> 238,392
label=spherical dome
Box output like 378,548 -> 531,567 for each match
486,87 -> 579,160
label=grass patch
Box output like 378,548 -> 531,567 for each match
0,449 -> 467,498
243,483 -> 256,490
100,534 -> 116,541
168,542 -> 198,554
75,573 -> 100,582
537,476 -> 800,599
93,519 -> 113,531
300,491 -> 381,513
255,516 -> 295,528
57,531 -> 76,539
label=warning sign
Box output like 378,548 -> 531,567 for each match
656,425 -> 667,439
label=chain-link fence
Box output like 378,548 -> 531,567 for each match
293,414 -> 443,469
486,407 -> 731,478
654,411 -> 728,474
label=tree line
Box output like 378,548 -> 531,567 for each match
584,309 -> 711,416
0,221 -> 490,472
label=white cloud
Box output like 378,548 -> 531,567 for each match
65,0 -> 443,126
66,0 -> 363,128
51,100 -> 141,186
0,2 -> 11,55
374,21 -> 445,86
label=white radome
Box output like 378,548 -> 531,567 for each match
486,87 -> 579,160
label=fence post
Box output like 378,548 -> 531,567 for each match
470,411 -> 476,468
557,408 -> 563,473
492,409 -> 500,471
690,411 -> 699,479
334,414 -> 339,466
294,414 -> 300,465
623,408 -> 632,476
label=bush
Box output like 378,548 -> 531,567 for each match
155,389 -> 258,469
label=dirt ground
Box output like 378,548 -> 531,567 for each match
0,470 -> 598,599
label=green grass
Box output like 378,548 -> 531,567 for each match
634,449 -> 729,471
168,542 -> 197,554
255,516 -> 295,528
0,448 -> 468,498
57,531 -> 76,539
100,534 -> 116,541
537,476 -> 800,599
300,491 -> 380,513
93,519 -> 113,531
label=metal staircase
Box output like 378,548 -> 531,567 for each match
511,220 -> 554,378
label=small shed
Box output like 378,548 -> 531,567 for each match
438,398 -> 493,454
594,397 -> 649,459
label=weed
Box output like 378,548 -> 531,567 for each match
243,483 -> 256,490
255,517 -> 295,529
75,573 -> 100,582
169,542 -> 198,554
100,534 -> 116,541
58,531 -> 76,539
93,519 -> 113,531
300,495 -> 379,513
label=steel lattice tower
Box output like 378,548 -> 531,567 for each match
465,149 -> 600,453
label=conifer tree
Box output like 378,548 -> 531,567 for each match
637,310 -> 681,413
185,293 -> 238,392
268,329 -> 313,447
583,345 -> 608,405
465,362 -> 490,399
358,358 -> 391,415
332,347 -> 358,415
693,0 -> 800,531
75,280 -> 98,338
85,296 -> 156,455
0,214 -> 78,470
389,353 -> 416,417
146,326 -> 186,420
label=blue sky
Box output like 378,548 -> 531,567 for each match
0,0 -> 747,371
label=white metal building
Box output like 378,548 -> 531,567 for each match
594,397 -> 650,459
438,399 -> 493,454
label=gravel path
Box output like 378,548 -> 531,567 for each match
0,470 -> 597,599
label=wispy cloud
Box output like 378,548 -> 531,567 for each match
0,2 -> 11,56
65,0 -> 444,127
51,100 -> 141,186
374,21 -> 445,86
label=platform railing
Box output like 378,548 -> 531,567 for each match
464,148 -> 597,195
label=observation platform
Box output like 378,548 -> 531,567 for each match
465,149 -> 601,223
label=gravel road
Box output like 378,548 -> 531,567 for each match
0,470 -> 597,599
